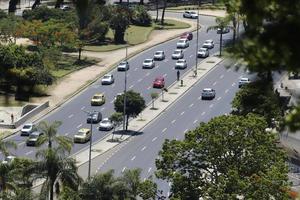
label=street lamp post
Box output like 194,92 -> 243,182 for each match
83,111 -> 93,179
195,1 -> 200,77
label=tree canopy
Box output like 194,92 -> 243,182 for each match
156,114 -> 289,199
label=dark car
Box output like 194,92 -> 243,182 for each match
153,77 -> 165,89
180,32 -> 193,40
26,131 -> 44,146
87,111 -> 102,123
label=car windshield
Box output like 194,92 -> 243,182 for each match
23,125 -> 32,129
120,62 -> 127,65
93,95 -> 102,99
29,133 -> 39,138
102,119 -> 110,124
177,60 -> 185,63
178,40 -> 186,43
241,78 -> 249,81
199,48 -> 206,52
103,75 -> 111,79
77,131 -> 86,136
203,89 -> 212,92
191,12 -> 196,14
144,59 -> 152,63
174,50 -> 181,54
155,52 -> 162,55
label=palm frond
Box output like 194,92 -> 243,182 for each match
54,136 -> 73,153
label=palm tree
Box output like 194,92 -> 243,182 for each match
206,17 -> 231,56
31,147 -> 82,200
0,139 -> 17,157
0,163 -> 16,194
121,168 -> 142,199
37,121 -> 72,153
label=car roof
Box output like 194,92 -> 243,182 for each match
144,58 -> 153,61
31,131 -> 42,136
155,51 -> 163,53
104,74 -> 112,77
94,93 -> 104,96
199,48 -> 207,51
177,59 -> 186,62
79,128 -> 90,133
203,88 -> 213,91
155,76 -> 164,80
23,123 -> 33,126
174,49 -> 182,52
102,118 -> 109,121
205,39 -> 213,43
179,38 -> 187,41
240,77 -> 249,81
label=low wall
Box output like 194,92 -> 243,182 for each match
0,101 -> 49,129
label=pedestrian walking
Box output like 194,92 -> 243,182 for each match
177,70 -> 180,81
10,113 -> 14,123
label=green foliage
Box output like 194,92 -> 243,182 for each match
114,90 -> 146,118
0,9 -> 7,19
110,112 -> 123,127
59,186 -> 81,200
231,80 -> 283,126
138,178 -> 158,200
156,114 -> 289,199
0,15 -> 21,43
131,5 -> 152,26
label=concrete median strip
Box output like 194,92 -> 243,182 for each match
73,56 -> 223,166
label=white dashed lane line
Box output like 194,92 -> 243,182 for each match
220,74 -> 224,79
152,137 -> 157,142
141,146 -> 146,151
65,133 -> 69,136
163,73 -> 167,77
101,107 -> 105,111
209,104 -> 214,108
198,96 -> 202,100
68,114 -> 74,118
131,156 -> 136,161
189,103 -> 194,108
225,89 -> 229,93
162,128 -> 167,133
171,119 -> 176,124
138,78 -> 143,82
147,86 -> 151,90
25,151 -> 33,155
184,129 -> 188,133
193,119 -> 198,124
18,142 -> 25,146
146,72 -> 150,76
201,111 -> 206,116
217,97 -> 221,101
232,82 -> 236,86
213,81 -> 217,86
134,68 -> 138,71
148,167 -> 152,173
76,124 -> 82,129
110,100 -> 114,104
81,106 -> 85,110
189,55 -> 193,58
129,85 -> 134,89
122,167 -> 126,172
180,111 -> 185,115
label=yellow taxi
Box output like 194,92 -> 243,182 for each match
74,128 -> 91,143
91,93 -> 105,106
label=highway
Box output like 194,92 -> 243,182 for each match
77,59 -> 247,196
4,13 -> 233,159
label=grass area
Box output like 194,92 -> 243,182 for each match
83,19 -> 190,52
50,55 -> 101,78
166,3 -> 225,11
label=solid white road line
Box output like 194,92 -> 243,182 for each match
76,124 -> 82,128
152,137 -> 157,142
162,128 -> 167,133
131,156 -> 136,161
171,119 -> 176,124
141,146 -> 146,151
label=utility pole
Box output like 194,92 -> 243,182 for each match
123,44 -> 128,133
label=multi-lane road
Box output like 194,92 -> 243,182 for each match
4,13 -> 233,160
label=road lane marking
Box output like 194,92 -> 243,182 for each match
184,129 -> 188,133
131,156 -> 136,161
198,96 -> 202,100
147,86 -> 151,90
152,137 -> 157,142
110,100 -> 114,104
201,111 -> 206,116
141,146 -> 146,151
134,68 -> 138,71
227,68 -> 231,72
76,124 -> 82,128
225,89 -> 229,93
25,151 -> 33,155
171,119 -> 176,124
65,133 -> 69,136
213,81 -> 217,86
163,73 -> 167,77
146,72 -> 150,76
232,82 -> 236,86
189,103 -> 194,108
193,119 -> 198,124
209,104 -> 214,108
169,182 -> 172,186
81,106 -> 85,110
162,128 -> 167,133
129,85 -> 134,89
18,142 -> 25,146
138,78 -> 143,82
68,114 -> 74,118
101,107 -> 105,111
180,111 -> 185,115
220,74 -> 224,79
217,97 -> 221,101
167,192 -> 170,197
148,167 -> 152,173
122,167 -> 126,172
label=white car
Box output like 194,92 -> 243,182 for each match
153,51 -> 165,61
101,74 -> 114,85
117,61 -> 129,71
183,11 -> 198,19
202,40 -> 214,49
60,5 -> 71,11
21,123 -> 36,136
177,39 -> 189,49
1,155 -> 15,164
238,77 -> 250,88
172,49 -> 184,59
142,59 -> 155,69
197,48 -> 209,58
175,59 -> 187,69
201,88 -> 216,100
217,27 -> 230,34
99,118 -> 114,131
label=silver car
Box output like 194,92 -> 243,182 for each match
197,48 -> 209,58
201,88 -> 216,100
26,131 -> 43,146
176,39 -> 189,49
175,59 -> 187,69
101,74 -> 114,85
142,59 -> 155,69
238,77 -> 250,88
99,118 -> 114,131
172,49 -> 184,59
117,61 -> 129,71
183,11 -> 198,19
2,155 -> 16,164
154,51 -> 165,61
202,40 -> 214,49
21,123 -> 36,136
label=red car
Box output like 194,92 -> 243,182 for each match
153,77 -> 165,88
180,32 -> 193,40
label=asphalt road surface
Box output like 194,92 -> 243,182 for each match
3,14 -> 233,161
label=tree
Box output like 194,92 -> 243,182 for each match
37,120 -> 73,152
114,90 -> 146,131
121,168 -> 142,199
207,17 -> 230,56
131,5 -> 152,26
109,6 -> 131,44
231,80 -> 283,126
0,139 -> 16,157
55,0 -> 64,8
160,0 -> 167,25
8,0 -> 19,13
0,16 -> 21,44
109,112 -> 123,140
31,147 -> 82,200
31,0 -> 41,9
138,178 -> 158,200
150,92 -> 159,109
156,114 -> 290,199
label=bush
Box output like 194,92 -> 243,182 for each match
131,5 -> 152,26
